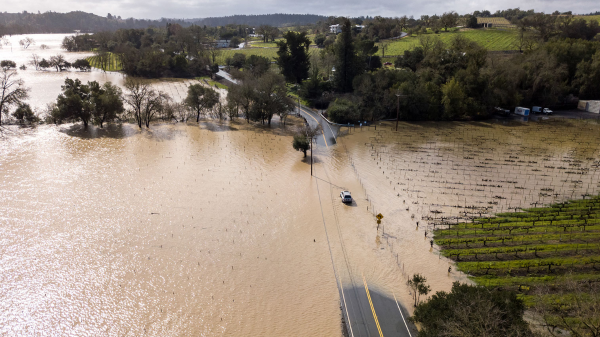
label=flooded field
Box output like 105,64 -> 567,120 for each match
0,34 -> 217,112
3,34 -> 600,336
0,121 -> 342,336
334,119 -> 600,299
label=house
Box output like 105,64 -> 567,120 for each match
329,24 -> 341,34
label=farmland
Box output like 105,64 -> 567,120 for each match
216,48 -> 278,64
434,196 -> 600,327
574,15 -> 600,23
377,28 -> 519,58
86,52 -> 122,72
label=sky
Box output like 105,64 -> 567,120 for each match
6,0 -> 600,20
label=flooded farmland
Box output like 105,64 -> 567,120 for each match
3,34 -> 600,337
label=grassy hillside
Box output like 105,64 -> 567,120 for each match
434,195 -> 600,325
216,48 -> 278,64
575,15 -> 600,23
377,29 -> 519,58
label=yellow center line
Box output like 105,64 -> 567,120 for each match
362,274 -> 384,337
300,107 -> 328,148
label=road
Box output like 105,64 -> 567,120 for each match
296,105 -> 338,147
302,104 -> 415,337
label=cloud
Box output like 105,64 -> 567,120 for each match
6,0 -> 600,20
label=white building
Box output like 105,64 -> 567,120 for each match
578,100 -> 600,113
329,24 -> 341,34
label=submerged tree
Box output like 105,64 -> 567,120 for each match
184,84 -> 220,122
90,81 -> 124,128
123,77 -> 168,128
407,273 -> 431,307
0,68 -> 30,126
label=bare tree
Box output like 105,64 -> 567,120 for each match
123,78 -> 168,128
19,37 -> 35,49
0,68 -> 30,126
29,54 -> 41,70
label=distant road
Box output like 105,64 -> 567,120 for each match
297,105 -> 337,147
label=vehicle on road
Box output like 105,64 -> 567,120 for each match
340,191 -> 352,203
514,107 -> 530,116
532,106 -> 553,115
494,107 -> 510,116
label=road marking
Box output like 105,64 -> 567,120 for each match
362,274 -> 384,337
300,107 -> 329,148
393,291 -> 413,337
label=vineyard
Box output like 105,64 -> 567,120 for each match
435,196 -> 600,317
86,52 -> 122,72
476,17 -> 515,28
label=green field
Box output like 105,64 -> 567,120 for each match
86,52 -> 122,72
216,48 -> 278,65
377,29 -> 519,57
435,196 -> 600,326
575,15 -> 600,23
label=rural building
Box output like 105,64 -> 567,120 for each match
329,24 -> 341,34
578,100 -> 600,113
214,40 -> 230,48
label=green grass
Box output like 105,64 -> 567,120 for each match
196,77 -> 228,89
434,195 -> 600,324
377,29 -> 519,58
216,48 -> 278,65
575,15 -> 600,23
86,52 -> 122,72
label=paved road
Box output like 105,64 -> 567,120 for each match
296,105 -> 338,147
216,68 -> 238,84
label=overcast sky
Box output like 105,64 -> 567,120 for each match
7,0 -> 600,20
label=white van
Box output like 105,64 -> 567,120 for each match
532,106 -> 553,115
514,107 -> 530,116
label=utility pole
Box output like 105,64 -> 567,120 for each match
311,137 -> 313,176
396,90 -> 407,131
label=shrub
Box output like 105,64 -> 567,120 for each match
326,98 -> 359,124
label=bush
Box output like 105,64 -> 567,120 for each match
326,98 -> 359,124
12,103 -> 39,123
1,60 -> 17,69
411,282 -> 533,337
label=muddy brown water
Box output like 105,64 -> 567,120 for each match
3,35 -> 600,336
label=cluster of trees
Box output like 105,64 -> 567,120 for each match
224,53 -> 271,76
0,67 -> 30,126
287,16 -> 600,123
412,281 -> 533,337
226,71 -> 294,125
27,54 -> 91,72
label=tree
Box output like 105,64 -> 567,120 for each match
412,282 -> 533,337
49,55 -> 70,72
29,54 -> 41,70
249,72 -> 294,125
0,60 -> 16,69
532,275 -> 600,337
276,31 -> 311,84
12,103 -> 38,123
574,50 -> 600,99
327,98 -> 360,124
19,37 -> 35,49
244,54 -> 271,77
72,59 -> 91,72
184,84 -> 220,122
0,68 -> 29,126
55,78 -> 93,128
123,77 -> 168,128
441,77 -> 467,119
334,19 -> 361,92
90,81 -> 124,128
440,12 -> 459,31
292,134 -> 310,157
407,273 -> 431,307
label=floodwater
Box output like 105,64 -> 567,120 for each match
3,35 -> 600,337
0,34 -> 219,112
0,121 -> 342,336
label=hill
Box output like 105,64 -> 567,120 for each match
0,11 -> 190,34
189,14 -> 327,27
